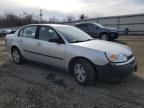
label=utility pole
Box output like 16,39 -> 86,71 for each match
39,10 -> 43,23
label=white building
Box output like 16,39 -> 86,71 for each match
64,13 -> 144,35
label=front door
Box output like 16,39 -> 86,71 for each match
35,26 -> 66,67
87,24 -> 99,37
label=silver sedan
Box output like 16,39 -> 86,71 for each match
5,24 -> 138,85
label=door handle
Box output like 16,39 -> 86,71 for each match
35,42 -> 42,47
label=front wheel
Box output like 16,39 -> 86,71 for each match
100,33 -> 109,41
12,48 -> 24,64
71,59 -> 96,86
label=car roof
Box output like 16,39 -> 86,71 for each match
75,22 -> 98,25
24,24 -> 70,28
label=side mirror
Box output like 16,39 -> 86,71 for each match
49,37 -> 64,44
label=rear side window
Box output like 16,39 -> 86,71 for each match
23,26 -> 37,39
76,24 -> 85,27
77,23 -> 95,28
86,24 -> 95,28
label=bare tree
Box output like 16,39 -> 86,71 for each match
66,15 -> 75,22
48,17 -> 60,23
79,14 -> 88,20
0,13 -> 40,27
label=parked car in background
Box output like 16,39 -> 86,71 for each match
75,22 -> 119,41
0,29 -> 16,37
5,24 -> 137,85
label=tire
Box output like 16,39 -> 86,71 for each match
71,59 -> 96,86
11,48 -> 24,64
100,33 -> 109,41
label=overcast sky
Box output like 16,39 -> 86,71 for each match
0,0 -> 144,20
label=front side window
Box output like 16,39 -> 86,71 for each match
48,29 -> 59,39
23,26 -> 37,39
39,26 -> 50,41
38,26 -> 59,41
87,24 -> 95,28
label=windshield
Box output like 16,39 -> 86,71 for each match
56,26 -> 93,43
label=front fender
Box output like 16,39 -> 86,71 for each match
64,45 -> 109,71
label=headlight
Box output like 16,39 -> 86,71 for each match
105,53 -> 127,63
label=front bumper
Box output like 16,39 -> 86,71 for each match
96,58 -> 138,81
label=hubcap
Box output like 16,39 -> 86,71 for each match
12,50 -> 20,62
101,34 -> 108,40
74,63 -> 86,82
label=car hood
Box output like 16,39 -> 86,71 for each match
105,27 -> 118,32
72,40 -> 132,56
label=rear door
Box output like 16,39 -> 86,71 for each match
17,25 -> 39,60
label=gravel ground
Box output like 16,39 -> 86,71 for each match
0,36 -> 144,108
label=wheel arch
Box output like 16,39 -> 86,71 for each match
11,45 -> 20,53
68,56 -> 97,75
99,32 -> 110,40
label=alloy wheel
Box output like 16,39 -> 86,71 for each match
101,34 -> 109,40
12,49 -> 20,63
74,63 -> 86,82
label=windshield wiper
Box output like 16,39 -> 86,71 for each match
80,39 -> 95,42
70,39 -> 95,43
70,40 -> 85,43
85,39 -> 95,41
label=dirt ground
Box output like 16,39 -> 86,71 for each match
0,36 -> 144,108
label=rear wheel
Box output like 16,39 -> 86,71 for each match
71,59 -> 96,86
100,33 -> 109,41
12,48 -> 24,64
